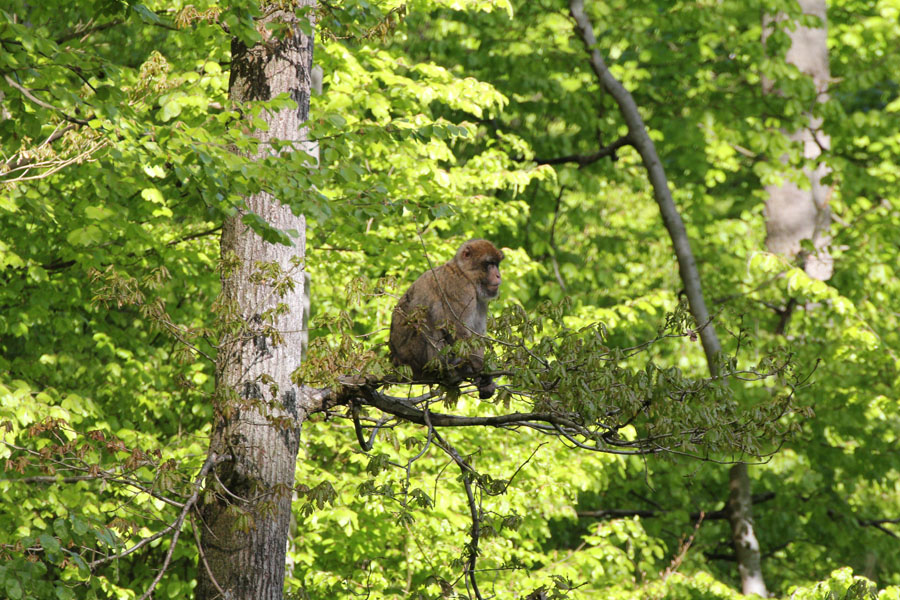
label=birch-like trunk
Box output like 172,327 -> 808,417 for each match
728,462 -> 767,596
196,4 -> 316,599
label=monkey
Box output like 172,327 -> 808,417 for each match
389,239 -> 504,399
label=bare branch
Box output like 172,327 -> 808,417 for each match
577,492 -> 776,522
88,523 -> 172,570
87,454 -> 224,572
430,423 -> 483,600
190,513 -> 226,597
351,399 -> 392,452
1,124 -> 76,171
1,443 -> 185,508
56,19 -> 125,44
1,138 -> 108,184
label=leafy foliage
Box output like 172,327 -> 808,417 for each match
2,0 -> 900,599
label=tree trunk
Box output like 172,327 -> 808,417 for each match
567,2 -> 772,594
763,0 -> 833,280
724,3 -> 832,596
728,463 -> 767,596
196,4 -> 316,600
567,0 -> 722,370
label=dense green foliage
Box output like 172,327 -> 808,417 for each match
1,0 -> 899,599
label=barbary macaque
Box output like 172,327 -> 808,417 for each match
389,239 -> 504,399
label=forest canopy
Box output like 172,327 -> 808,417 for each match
1,1 -> 899,599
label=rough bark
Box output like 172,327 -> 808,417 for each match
196,4 -> 316,600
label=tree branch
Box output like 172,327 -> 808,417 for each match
136,453 -> 224,600
1,124 -> 77,172
313,382 -> 740,458
577,492 -> 776,522
190,513 -> 227,597
568,0 -> 723,373
430,422 -> 483,600
3,74 -> 90,126
56,19 -> 125,44
88,453 -> 224,572
533,134 -> 632,167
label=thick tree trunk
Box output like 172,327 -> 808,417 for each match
196,4 -> 316,600
763,0 -> 833,280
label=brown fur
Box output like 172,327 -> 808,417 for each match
389,239 -> 503,399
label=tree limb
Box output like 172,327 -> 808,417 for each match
3,74 -> 90,126
136,453 -> 224,600
430,422 -> 483,600
533,134 -> 632,167
88,453 -> 225,572
577,492 -> 776,522
56,19 -> 125,44
568,0 -> 723,373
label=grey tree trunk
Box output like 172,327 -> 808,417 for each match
763,0 -> 833,280
566,7 -> 766,593
725,3 -> 833,596
568,0 -> 722,370
728,462 -> 767,596
196,4 -> 316,600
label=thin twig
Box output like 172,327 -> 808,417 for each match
190,513 -> 226,597
56,19 -> 125,44
532,134 -> 632,167
404,405 -> 434,492
430,424 -> 482,600
663,511 -> 705,580
88,525 -> 172,570
548,186 -> 567,291
137,453 -> 224,600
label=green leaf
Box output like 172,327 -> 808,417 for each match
141,188 -> 165,204
6,578 -> 22,600
158,98 -> 183,122
70,515 -> 88,536
85,205 -> 114,220
40,533 -> 61,554
66,225 -> 102,247
132,4 -> 162,25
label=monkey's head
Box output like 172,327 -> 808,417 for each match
455,239 -> 504,300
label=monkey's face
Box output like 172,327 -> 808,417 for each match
457,239 -> 504,301
482,262 -> 501,299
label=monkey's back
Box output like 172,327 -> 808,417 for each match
389,261 -> 479,375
